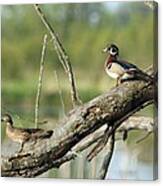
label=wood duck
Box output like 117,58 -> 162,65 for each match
1,114 -> 53,153
103,43 -> 153,86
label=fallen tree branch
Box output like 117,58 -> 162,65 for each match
3,115 -> 151,178
69,115 -> 154,158
34,4 -> 81,107
65,115 -> 154,160
41,115 -> 155,174
1,67 -> 155,177
74,115 -> 154,152
2,115 -> 154,178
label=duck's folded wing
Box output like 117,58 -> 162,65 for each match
114,59 -> 138,71
113,60 -> 153,82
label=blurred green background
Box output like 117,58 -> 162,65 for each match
1,2 -> 156,180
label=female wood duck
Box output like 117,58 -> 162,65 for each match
103,44 -> 153,86
1,114 -> 53,153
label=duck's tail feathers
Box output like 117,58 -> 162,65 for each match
121,69 -> 154,83
135,70 -> 154,83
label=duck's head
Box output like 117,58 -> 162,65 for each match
1,114 -> 13,126
102,43 -> 119,56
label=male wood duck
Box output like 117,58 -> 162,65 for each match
103,44 -> 153,86
1,114 -> 53,153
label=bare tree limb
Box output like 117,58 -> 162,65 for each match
45,115 -> 155,174
118,115 -> 154,132
2,115 -> 153,178
87,125 -> 112,161
9,115 -> 151,177
98,132 -> 115,179
1,67 -> 155,177
69,115 -> 154,159
34,4 -> 81,107
35,34 -> 48,127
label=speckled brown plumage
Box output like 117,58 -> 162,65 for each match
1,114 -> 53,153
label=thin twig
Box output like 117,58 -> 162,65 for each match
54,70 -> 65,117
35,34 -> 48,127
34,4 -> 81,107
136,131 -> 152,144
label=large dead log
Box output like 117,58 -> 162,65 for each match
1,68 -> 155,177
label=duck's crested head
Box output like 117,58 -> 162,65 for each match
102,43 -> 119,56
1,113 -> 13,125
